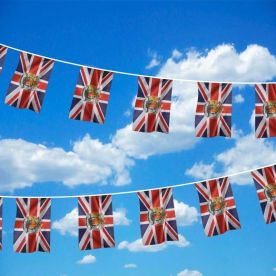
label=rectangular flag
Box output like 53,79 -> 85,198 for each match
195,82 -> 232,137
0,45 -> 8,73
69,67 -> 113,124
0,197 -> 2,251
14,198 -> 51,253
5,52 -> 54,112
137,188 -> 178,245
251,165 -> 276,223
195,177 -> 240,237
78,195 -> 115,250
133,77 -> 172,133
255,84 -> 276,138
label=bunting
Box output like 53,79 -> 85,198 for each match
0,45 -> 8,73
195,82 -> 232,137
78,195 -> 115,250
14,198 -> 51,253
255,84 -> 276,138
133,77 -> 172,133
69,67 -> 113,123
137,188 -> 178,245
195,177 -> 241,236
251,165 -> 276,223
5,52 -> 54,112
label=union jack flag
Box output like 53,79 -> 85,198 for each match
14,198 -> 51,253
195,82 -> 232,137
78,195 -> 115,250
0,45 -> 8,73
255,84 -> 276,138
251,165 -> 276,224
137,188 -> 178,245
0,198 -> 2,251
5,52 -> 54,112
69,67 -> 113,124
133,77 -> 172,133
195,177 -> 241,237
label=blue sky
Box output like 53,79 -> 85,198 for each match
0,1 -> 276,275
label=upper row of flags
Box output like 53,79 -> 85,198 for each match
0,164 -> 275,253
0,45 -> 276,138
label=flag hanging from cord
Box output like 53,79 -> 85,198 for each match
137,188 -> 178,245
13,198 -> 51,253
69,67 -> 113,124
251,165 -> 276,224
78,195 -> 115,250
0,45 -> 8,73
5,52 -> 54,112
195,82 -> 232,137
195,177 -> 241,236
0,198 -> 2,251
255,84 -> 276,138
133,77 -> 172,133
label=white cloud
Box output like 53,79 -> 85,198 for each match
113,44 -> 276,159
117,234 -> 189,252
53,207 -> 131,236
124,264 -> 137,269
174,199 -> 198,226
186,121 -> 276,185
77,255 -> 96,265
172,49 -> 182,59
146,50 -> 161,69
234,94 -> 245,103
0,134 -> 134,192
177,269 -> 203,276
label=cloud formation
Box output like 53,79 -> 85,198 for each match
177,269 -> 203,276
174,199 -> 198,226
77,255 -> 96,265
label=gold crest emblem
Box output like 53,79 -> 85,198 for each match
20,73 -> 39,91
86,212 -> 105,230
208,197 -> 226,215
263,101 -> 276,118
23,216 -> 42,233
148,207 -> 166,225
204,100 -> 223,118
143,96 -> 161,114
82,85 -> 100,102
264,183 -> 276,202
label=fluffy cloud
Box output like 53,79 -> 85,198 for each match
0,134 -> 134,192
174,199 -> 198,226
234,94 -> 245,103
185,130 -> 276,185
77,255 -> 96,265
124,264 -> 137,269
53,207 -> 131,236
146,49 -> 161,69
117,234 -> 189,252
177,269 -> 203,276
113,44 -> 276,159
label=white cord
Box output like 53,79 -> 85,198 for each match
1,42 -> 276,85
0,163 -> 273,199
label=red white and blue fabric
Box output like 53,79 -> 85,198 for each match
195,177 -> 240,237
0,197 -> 2,251
251,165 -> 276,224
0,45 -> 8,73
137,188 -> 178,245
195,82 -> 232,137
5,52 -> 54,112
69,67 -> 113,123
255,84 -> 276,138
14,198 -> 51,253
78,195 -> 115,250
133,77 -> 172,133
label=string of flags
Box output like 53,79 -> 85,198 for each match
0,163 -> 275,253
1,44 -> 276,137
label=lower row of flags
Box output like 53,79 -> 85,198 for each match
0,165 -> 275,253
1,45 -> 276,138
